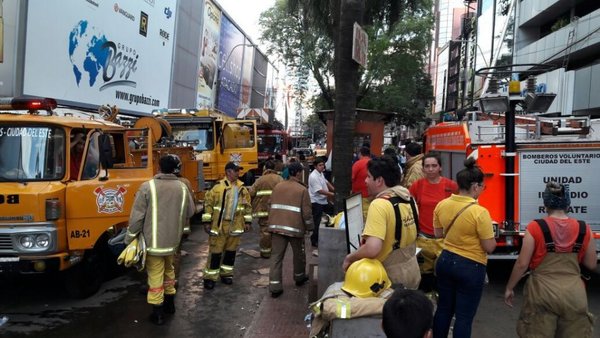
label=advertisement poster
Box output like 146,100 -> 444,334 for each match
216,15 -> 244,117
239,38 -> 254,110
264,63 -> 276,109
251,50 -> 268,108
23,0 -> 177,115
197,0 -> 221,109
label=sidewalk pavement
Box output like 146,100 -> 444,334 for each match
244,239 -> 315,338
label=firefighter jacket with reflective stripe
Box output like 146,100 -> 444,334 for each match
249,170 -> 283,218
126,174 -> 195,256
308,282 -> 393,338
267,176 -> 313,237
202,177 -> 252,236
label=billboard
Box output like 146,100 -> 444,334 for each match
216,15 -> 244,117
23,0 -> 177,114
251,50 -> 268,109
239,38 -> 254,109
197,0 -> 221,109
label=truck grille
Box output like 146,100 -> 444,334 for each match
0,234 -> 13,250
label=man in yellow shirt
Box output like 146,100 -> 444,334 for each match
342,156 -> 420,289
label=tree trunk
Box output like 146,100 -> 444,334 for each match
332,0 -> 364,211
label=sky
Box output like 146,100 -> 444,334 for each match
216,0 -> 275,50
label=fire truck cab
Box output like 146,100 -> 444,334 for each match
424,111 -> 600,258
0,97 -> 156,297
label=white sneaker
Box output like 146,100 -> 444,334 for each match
312,249 -> 319,257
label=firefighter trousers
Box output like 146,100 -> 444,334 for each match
258,218 -> 272,258
417,235 -> 443,274
146,254 -> 176,305
204,222 -> 241,281
269,233 -> 306,293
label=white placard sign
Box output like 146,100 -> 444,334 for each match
344,193 -> 364,253
519,149 -> 600,229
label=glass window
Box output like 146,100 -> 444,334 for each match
82,132 -> 100,180
0,125 -> 66,181
172,124 -> 215,151
223,122 -> 255,149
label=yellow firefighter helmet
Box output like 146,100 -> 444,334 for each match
341,258 -> 391,298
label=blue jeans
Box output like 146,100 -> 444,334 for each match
433,250 -> 486,338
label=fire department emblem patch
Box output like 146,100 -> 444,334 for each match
93,186 -> 127,214
229,153 -> 242,163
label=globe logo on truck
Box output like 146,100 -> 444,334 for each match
68,20 -> 138,90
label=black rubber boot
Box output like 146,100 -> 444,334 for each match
149,305 -> 165,325
164,294 -> 175,314
204,279 -> 215,289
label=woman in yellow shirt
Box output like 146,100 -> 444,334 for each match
432,158 -> 496,338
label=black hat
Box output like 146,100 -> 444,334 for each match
225,161 -> 243,171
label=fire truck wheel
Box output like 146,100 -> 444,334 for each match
64,247 -> 107,299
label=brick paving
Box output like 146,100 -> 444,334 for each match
244,241 -> 314,338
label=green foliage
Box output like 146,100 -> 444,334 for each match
303,113 -> 327,140
260,0 -> 434,126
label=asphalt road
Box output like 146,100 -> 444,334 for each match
1,225 -> 600,337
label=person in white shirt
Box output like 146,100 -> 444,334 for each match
308,157 -> 334,249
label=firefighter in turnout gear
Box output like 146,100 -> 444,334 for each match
249,160 -> 284,258
125,155 -> 195,325
202,162 -> 252,289
267,162 -> 313,298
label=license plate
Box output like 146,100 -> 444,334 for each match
0,257 -> 19,262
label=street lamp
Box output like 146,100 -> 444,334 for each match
214,43 -> 257,110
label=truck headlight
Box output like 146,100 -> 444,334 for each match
20,235 -> 34,249
15,232 -> 53,251
36,234 -> 50,248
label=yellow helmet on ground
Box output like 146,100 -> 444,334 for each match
342,258 -> 392,298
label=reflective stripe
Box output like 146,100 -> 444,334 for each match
147,247 -> 176,255
243,215 -> 253,222
271,204 -> 301,213
202,214 -> 212,222
230,229 -> 244,236
268,225 -> 303,234
294,272 -> 305,278
209,229 -> 219,236
204,268 -> 219,276
269,280 -> 281,285
311,302 -> 322,316
253,211 -> 269,218
236,206 -> 246,211
304,220 -> 313,226
335,299 -> 350,318
221,265 -> 233,272
213,206 -> 222,211
148,286 -> 164,293
178,181 -> 188,235
260,247 -> 272,253
149,180 -> 158,248
256,190 -> 272,196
